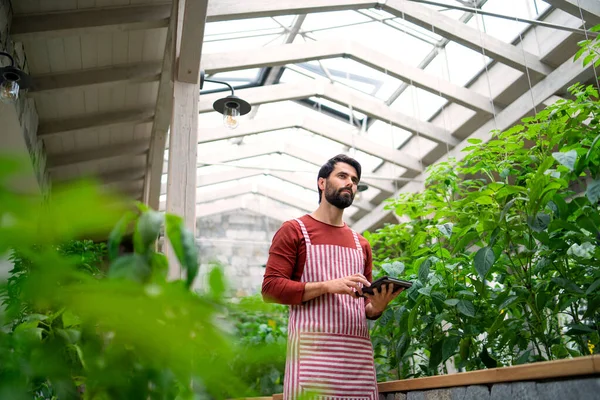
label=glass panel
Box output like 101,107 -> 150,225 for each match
467,0 -> 529,43
309,21 -> 436,68
390,86 -> 449,123
439,41 -> 491,86
402,135 -> 438,157
365,120 -> 412,149
301,10 -> 372,32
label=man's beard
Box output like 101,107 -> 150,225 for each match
324,184 -> 354,209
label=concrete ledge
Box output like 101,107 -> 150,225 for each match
378,355 -> 599,393
266,355 -> 599,399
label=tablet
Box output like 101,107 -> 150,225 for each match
357,276 -> 413,297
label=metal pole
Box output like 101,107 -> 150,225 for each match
406,0 -> 599,36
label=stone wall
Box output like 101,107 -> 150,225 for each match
380,377 -> 600,400
0,0 -> 49,194
195,210 -> 282,297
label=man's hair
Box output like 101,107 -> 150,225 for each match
317,154 -> 362,203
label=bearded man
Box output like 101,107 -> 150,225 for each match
262,154 -> 402,399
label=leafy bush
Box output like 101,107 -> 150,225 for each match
366,83 -> 600,380
0,160 -> 284,399
229,295 -> 288,395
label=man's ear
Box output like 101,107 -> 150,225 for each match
318,177 -> 326,191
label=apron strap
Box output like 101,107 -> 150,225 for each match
351,230 -> 362,254
294,218 -> 311,246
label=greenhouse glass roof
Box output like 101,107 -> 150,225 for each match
159,0 -> 597,232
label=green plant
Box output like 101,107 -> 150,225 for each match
366,82 -> 600,380
229,295 -> 288,395
0,159 -> 284,399
574,24 -> 600,68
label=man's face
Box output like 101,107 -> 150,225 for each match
321,163 -> 359,209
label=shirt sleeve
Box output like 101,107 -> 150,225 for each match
261,221 -> 306,305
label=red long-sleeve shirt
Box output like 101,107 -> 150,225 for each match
262,214 -> 373,305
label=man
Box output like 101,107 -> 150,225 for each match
262,154 -> 402,400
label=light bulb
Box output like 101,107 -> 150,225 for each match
223,101 -> 240,129
0,79 -> 19,104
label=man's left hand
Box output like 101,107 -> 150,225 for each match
364,284 -> 404,318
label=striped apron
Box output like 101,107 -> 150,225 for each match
283,219 -> 378,400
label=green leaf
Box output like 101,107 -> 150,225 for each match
442,336 -> 460,362
457,300 -> 475,318
552,150 -> 577,171
108,211 -> 137,261
444,299 -> 459,306
459,337 -> 471,360
587,179 -> 600,204
429,339 -> 444,370
527,213 -> 551,233
474,246 -> 495,280
565,323 -> 594,335
108,254 -> 151,283
488,313 -> 506,334
515,349 -> 531,365
479,347 -> 498,369
418,258 -> 431,283
475,195 -> 494,205
436,223 -> 453,239
417,287 -> 431,297
382,261 -> 405,277
551,277 -> 583,294
498,295 -> 519,310
149,252 -> 169,281
586,279 -> 600,296
165,214 -> 199,288
133,210 -> 163,254
396,333 -> 410,359
408,296 -> 425,331
208,265 -> 226,299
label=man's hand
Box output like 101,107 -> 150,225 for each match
364,284 -> 404,319
325,273 -> 371,296
302,274 -> 370,302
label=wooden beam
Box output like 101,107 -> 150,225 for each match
11,4 -> 171,41
30,62 -> 162,93
545,0 -> 600,26
352,50 -> 597,233
177,0 -> 208,83
165,0 -> 208,279
47,140 -> 149,169
203,40 -> 494,114
383,0 -> 553,76
38,108 -> 154,138
198,82 -> 458,146
145,1 -> 178,210
51,167 -> 147,185
102,178 -> 145,197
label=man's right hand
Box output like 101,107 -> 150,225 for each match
325,274 -> 371,296
302,274 -> 371,302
